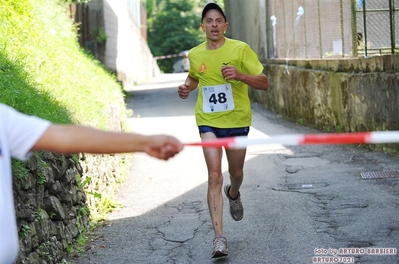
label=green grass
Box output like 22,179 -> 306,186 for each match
0,0 -> 128,128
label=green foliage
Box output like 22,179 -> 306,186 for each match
11,159 -> 29,180
76,175 -> 92,189
38,241 -> 54,262
37,173 -> 46,185
89,195 -> 122,222
147,0 -> 203,72
70,204 -> 91,253
96,28 -> 108,44
90,27 -> 108,44
66,230 -> 88,254
98,195 -> 121,214
78,205 -> 90,217
19,225 -> 31,239
35,208 -> 47,225
49,212 -> 56,219
37,160 -> 49,185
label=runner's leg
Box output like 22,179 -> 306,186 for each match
201,132 -> 224,236
225,148 -> 247,198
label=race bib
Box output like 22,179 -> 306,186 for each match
202,83 -> 235,113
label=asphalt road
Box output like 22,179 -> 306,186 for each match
71,73 -> 399,264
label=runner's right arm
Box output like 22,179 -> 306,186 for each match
178,75 -> 199,99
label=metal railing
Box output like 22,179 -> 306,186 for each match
266,0 -> 399,59
356,0 -> 399,56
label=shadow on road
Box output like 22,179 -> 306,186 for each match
70,74 -> 399,264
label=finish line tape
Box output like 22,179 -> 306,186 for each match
185,131 -> 399,149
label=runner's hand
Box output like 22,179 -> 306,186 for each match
221,66 -> 242,81
178,83 -> 190,99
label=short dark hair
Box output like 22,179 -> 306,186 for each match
201,2 -> 227,22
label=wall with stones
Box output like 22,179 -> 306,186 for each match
14,104 -> 128,263
14,151 -> 128,263
13,150 -> 128,263
14,153 -> 86,263
250,55 -> 399,152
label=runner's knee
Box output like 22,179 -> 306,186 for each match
208,171 -> 223,187
228,168 -> 243,179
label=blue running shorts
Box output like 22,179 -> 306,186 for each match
198,126 -> 250,138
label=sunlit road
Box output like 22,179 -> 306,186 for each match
73,73 -> 399,264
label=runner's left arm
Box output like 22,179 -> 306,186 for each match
221,66 -> 269,90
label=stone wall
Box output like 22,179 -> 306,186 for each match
14,150 -> 127,263
14,152 -> 86,263
14,103 -> 128,263
250,55 -> 399,152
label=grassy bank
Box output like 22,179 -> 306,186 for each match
1,0 -> 131,260
0,0 -> 128,127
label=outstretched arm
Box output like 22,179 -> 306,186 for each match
31,125 -> 183,160
221,66 -> 269,90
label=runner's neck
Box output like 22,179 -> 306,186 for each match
206,37 -> 226,50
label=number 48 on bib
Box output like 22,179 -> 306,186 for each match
202,83 -> 235,113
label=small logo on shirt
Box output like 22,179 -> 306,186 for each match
199,63 -> 207,74
222,62 -> 231,66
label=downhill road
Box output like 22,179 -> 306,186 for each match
72,73 -> 399,264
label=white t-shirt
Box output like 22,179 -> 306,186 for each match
0,103 -> 51,264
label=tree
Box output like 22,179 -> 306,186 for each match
147,0 -> 203,72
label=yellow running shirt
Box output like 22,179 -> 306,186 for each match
188,38 -> 264,128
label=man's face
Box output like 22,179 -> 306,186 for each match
201,9 -> 228,42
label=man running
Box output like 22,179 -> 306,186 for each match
177,2 -> 269,258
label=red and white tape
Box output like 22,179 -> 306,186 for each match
185,131 -> 399,149
154,52 -> 185,60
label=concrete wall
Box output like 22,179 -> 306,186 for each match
224,0 -> 399,152
224,0 -> 268,61
88,0 -> 160,90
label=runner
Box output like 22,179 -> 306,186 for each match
177,2 -> 269,258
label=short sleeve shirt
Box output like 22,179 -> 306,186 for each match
188,38 -> 264,128
0,103 -> 51,264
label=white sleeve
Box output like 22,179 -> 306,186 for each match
1,104 -> 51,160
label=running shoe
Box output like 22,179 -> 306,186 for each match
211,235 -> 229,258
224,184 -> 244,221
